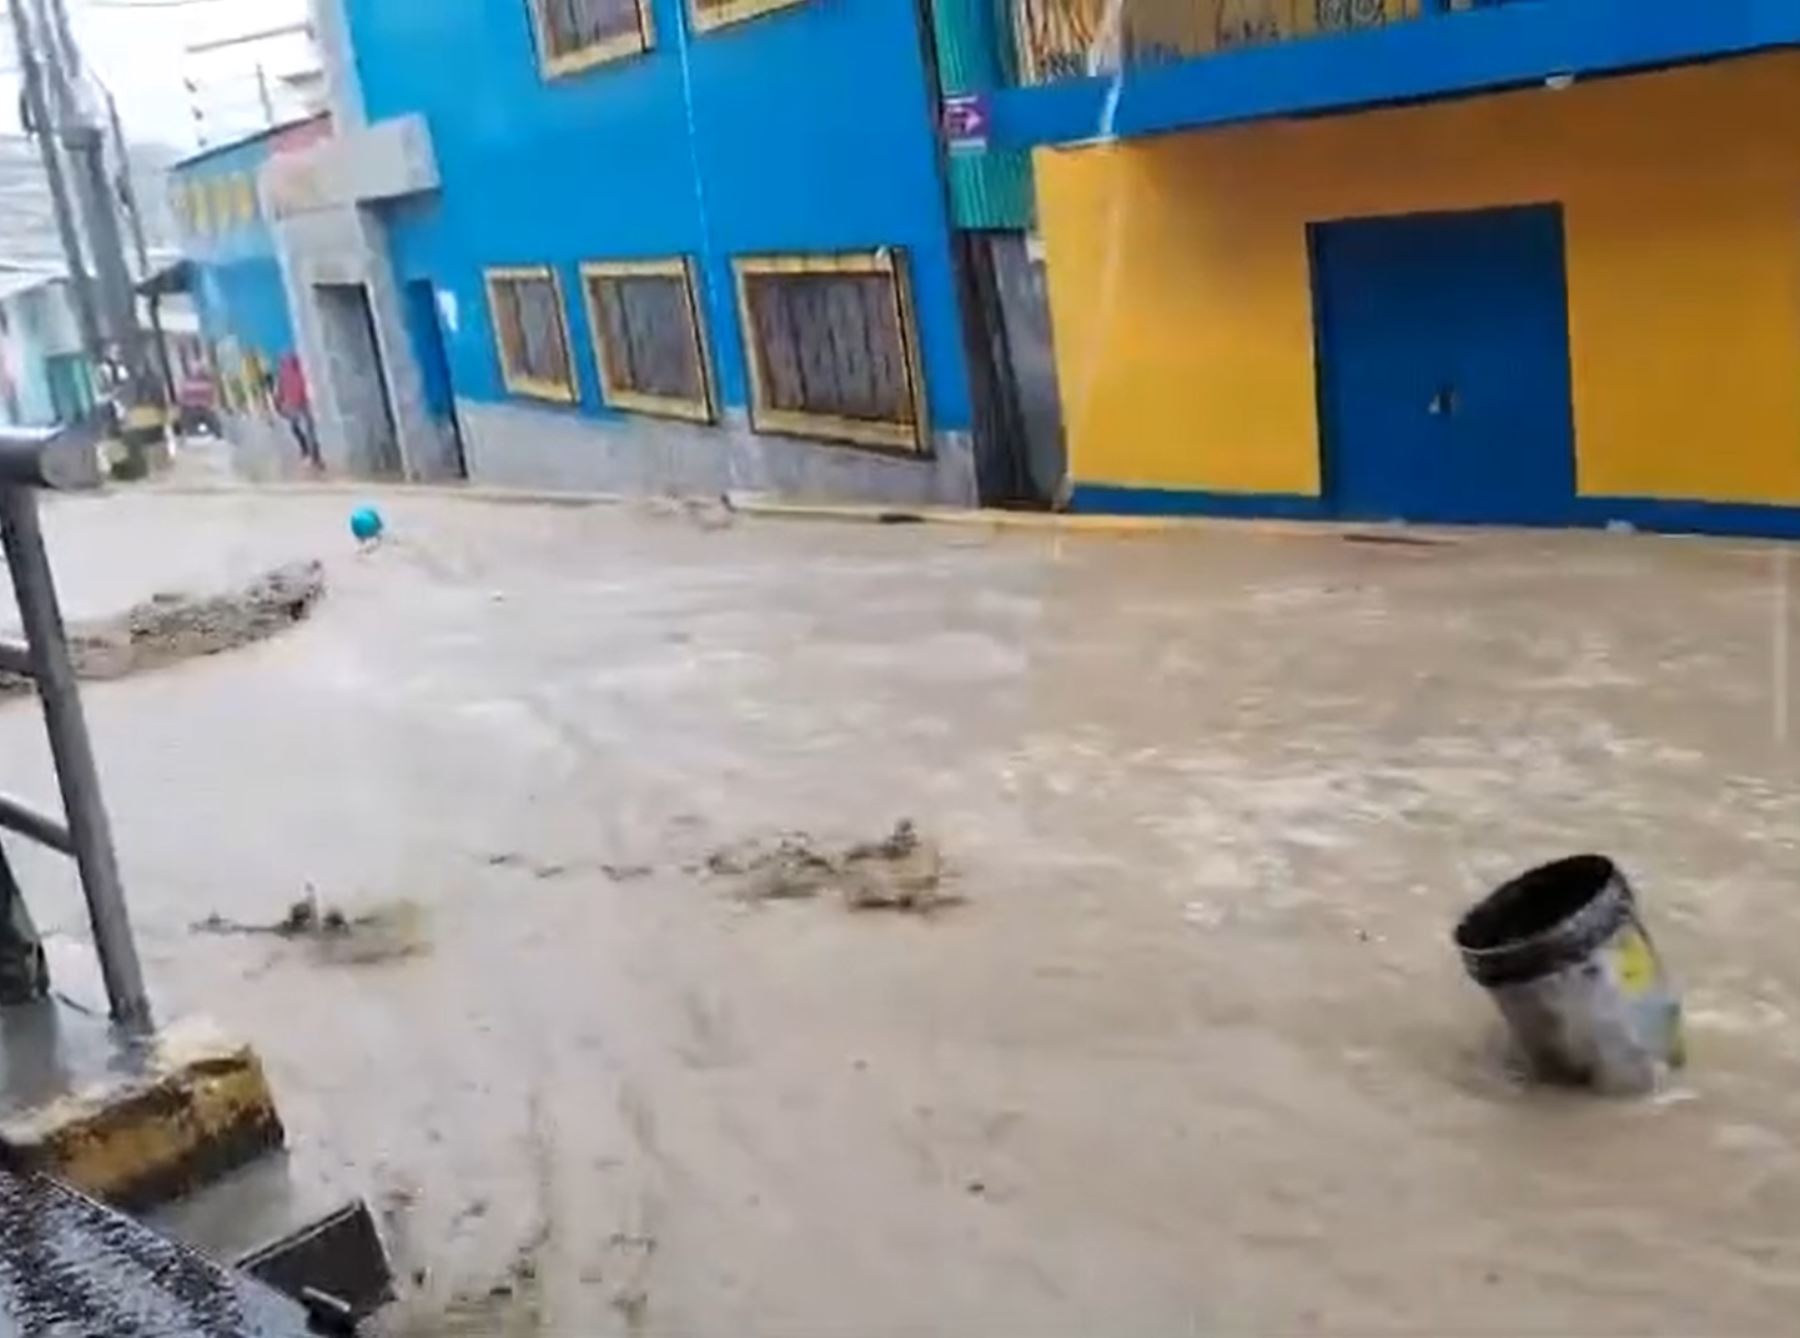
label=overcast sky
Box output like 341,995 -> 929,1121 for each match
6,0 -> 315,150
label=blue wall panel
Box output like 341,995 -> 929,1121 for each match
343,0 -> 972,431
992,0 -> 1800,148
171,132 -> 298,360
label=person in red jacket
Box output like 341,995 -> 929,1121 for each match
275,352 -> 319,468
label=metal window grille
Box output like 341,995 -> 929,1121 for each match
581,260 -> 713,422
734,252 -> 924,452
485,268 -> 577,403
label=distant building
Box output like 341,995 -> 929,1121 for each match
0,265 -> 97,427
177,1 -> 1800,536
166,0 -> 1063,505
277,68 -> 330,117
165,0 -> 1067,504
165,115 -> 332,476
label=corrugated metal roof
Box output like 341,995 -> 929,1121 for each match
0,266 -> 62,304
170,113 -> 331,172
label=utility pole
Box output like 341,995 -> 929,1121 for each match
42,0 -> 76,80
28,0 -> 161,471
6,0 -> 101,364
106,91 -> 174,408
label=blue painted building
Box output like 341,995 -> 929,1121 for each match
0,266 -> 96,428
273,0 -> 1063,503
167,115 -> 333,474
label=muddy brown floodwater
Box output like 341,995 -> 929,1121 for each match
4,488 -> 1800,1333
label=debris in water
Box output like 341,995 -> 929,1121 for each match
191,891 -> 427,966
641,494 -> 735,530
839,820 -> 952,912
424,1230 -> 549,1337
706,832 -> 839,902
1454,854 -> 1683,1096
612,1286 -> 649,1329
278,897 -> 317,936
1,562 -> 326,692
705,820 -> 959,914
600,863 -> 654,882
480,851 -> 656,883
1341,531 -> 1452,549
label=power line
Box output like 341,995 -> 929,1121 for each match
185,21 -> 309,53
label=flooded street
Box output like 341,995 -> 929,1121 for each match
4,489 -> 1800,1332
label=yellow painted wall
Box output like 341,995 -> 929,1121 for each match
1035,53 -> 1800,504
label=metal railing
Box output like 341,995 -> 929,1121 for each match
0,421 -> 150,1030
1010,0 -> 1511,86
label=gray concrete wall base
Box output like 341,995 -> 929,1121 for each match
218,413 -> 313,482
269,201 -> 452,484
456,401 -> 979,507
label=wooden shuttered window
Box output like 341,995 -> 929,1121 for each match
732,251 -> 926,453
580,259 -> 714,422
485,267 -> 578,404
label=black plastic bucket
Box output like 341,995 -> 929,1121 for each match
1455,855 -> 1683,1094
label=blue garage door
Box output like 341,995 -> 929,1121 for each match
1310,204 -> 1577,526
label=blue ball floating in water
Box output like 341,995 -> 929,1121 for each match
350,506 -> 385,543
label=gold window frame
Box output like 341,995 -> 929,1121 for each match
579,258 -> 716,424
732,249 -> 927,453
688,0 -> 806,34
484,265 -> 580,404
526,0 -> 656,78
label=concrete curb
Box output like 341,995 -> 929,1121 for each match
141,472 -> 1785,551
138,477 -> 1364,540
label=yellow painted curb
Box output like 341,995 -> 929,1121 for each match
721,496 -> 1400,541
726,497 -> 1175,533
0,1015 -> 285,1210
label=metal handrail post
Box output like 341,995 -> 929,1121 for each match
0,484 -> 150,1030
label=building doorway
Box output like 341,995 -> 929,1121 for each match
958,232 -> 1067,509
314,282 -> 403,478
1310,203 -> 1578,526
403,279 -> 467,480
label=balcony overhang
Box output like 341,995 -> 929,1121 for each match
991,0 -> 1800,150
263,114 -> 439,219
